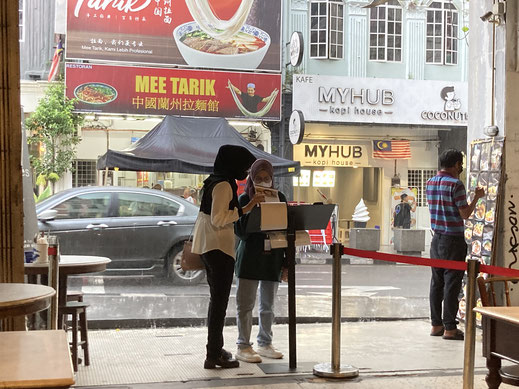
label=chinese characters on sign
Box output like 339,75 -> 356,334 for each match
66,0 -> 282,72
65,63 -> 282,120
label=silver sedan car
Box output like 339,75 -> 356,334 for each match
36,186 -> 204,285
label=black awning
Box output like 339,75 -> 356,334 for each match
97,116 -> 299,176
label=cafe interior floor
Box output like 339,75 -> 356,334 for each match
71,319 -> 514,389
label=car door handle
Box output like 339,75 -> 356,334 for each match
157,221 -> 178,226
86,223 -> 108,229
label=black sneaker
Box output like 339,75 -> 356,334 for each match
204,356 -> 240,369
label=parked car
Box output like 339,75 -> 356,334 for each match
36,186 -> 204,285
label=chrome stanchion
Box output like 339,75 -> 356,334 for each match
313,243 -> 359,378
47,235 -> 59,330
463,258 -> 480,389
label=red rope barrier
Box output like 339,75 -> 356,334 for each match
342,247 -> 519,278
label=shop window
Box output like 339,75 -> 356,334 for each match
19,0 -> 25,42
309,0 -> 344,59
72,160 -> 97,187
408,169 -> 436,206
369,0 -> 402,62
426,0 -> 458,65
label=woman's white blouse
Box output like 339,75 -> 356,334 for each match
191,181 -> 240,259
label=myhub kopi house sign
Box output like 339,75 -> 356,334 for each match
293,74 -> 468,127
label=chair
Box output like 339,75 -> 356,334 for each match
59,301 -> 90,372
477,275 -> 519,386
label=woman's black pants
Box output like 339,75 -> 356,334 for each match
201,249 -> 235,360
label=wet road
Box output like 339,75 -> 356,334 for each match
69,262 -> 432,323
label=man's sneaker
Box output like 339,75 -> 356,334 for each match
257,344 -> 284,359
236,346 -> 262,363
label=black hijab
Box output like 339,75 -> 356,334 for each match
213,145 -> 256,181
200,145 -> 256,215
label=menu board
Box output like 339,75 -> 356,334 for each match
464,138 -> 504,266
458,138 -> 504,322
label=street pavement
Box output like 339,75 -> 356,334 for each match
69,247 -> 433,328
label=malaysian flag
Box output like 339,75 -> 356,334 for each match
47,39 -> 63,82
372,140 -> 411,159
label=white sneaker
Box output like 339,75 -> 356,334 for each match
236,346 -> 262,363
256,344 -> 284,359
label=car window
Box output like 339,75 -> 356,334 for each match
118,193 -> 180,217
52,193 -> 111,219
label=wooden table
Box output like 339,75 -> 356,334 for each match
0,283 -> 55,320
25,255 -> 110,328
0,330 -> 74,388
474,306 -> 519,388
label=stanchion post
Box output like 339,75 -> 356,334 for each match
286,224 -> 297,370
47,235 -> 59,330
313,243 -> 359,378
463,258 -> 480,389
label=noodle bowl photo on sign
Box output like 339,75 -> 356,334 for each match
74,83 -> 117,105
174,22 -> 270,69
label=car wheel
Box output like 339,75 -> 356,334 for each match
167,243 -> 206,285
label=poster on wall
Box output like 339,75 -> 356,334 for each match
66,0 -> 281,72
65,63 -> 281,120
457,137 -> 504,322
464,138 -> 504,267
389,187 -> 417,244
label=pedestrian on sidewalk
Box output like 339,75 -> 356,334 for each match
234,159 -> 287,363
192,145 -> 264,369
426,149 -> 485,341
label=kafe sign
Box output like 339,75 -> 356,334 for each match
293,143 -> 368,167
293,75 -> 468,127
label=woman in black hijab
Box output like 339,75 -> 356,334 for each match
192,145 -> 264,369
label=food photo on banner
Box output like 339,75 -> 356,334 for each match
65,63 -> 281,120
65,0 -> 281,72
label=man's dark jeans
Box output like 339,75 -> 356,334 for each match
429,233 -> 467,331
201,250 -> 235,360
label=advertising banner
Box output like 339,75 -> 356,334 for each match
65,63 -> 282,120
66,0 -> 281,72
293,74 -> 468,127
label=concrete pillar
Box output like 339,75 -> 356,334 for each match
469,1 -> 519,294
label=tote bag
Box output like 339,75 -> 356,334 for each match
181,239 -> 205,271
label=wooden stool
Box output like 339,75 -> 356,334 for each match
66,291 -> 84,302
59,302 -> 90,372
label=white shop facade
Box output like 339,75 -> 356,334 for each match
292,74 -> 468,246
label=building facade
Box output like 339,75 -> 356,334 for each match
283,0 -> 469,245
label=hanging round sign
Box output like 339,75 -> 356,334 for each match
289,110 -> 305,145
289,31 -> 304,67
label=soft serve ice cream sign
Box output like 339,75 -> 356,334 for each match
66,0 -> 281,71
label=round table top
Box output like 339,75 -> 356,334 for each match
0,283 -> 56,319
25,255 -> 111,276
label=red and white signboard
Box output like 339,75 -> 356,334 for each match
65,63 -> 282,120
66,0 -> 282,72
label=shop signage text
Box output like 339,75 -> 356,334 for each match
66,0 -> 282,72
293,143 -> 368,167
65,63 -> 282,120
293,75 -> 468,127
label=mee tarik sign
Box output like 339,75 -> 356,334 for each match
293,143 -> 368,167
293,74 -> 468,126
65,63 -> 281,120
66,0 -> 281,72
